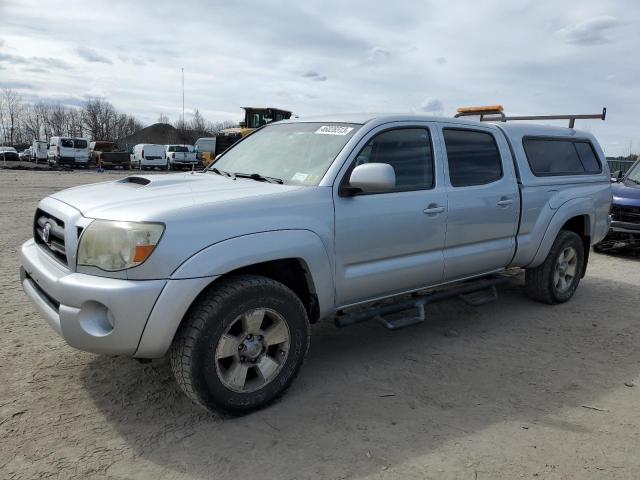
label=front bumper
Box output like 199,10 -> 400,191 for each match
20,239 -> 165,355
610,220 -> 640,235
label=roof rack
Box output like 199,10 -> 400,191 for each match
454,105 -> 607,128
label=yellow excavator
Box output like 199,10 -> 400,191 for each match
197,107 -> 292,167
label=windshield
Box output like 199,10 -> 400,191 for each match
626,161 -> 640,184
210,122 -> 360,185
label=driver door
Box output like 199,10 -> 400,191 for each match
333,123 -> 447,307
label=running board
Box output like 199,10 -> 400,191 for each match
335,274 -> 512,330
377,303 -> 426,331
459,285 -> 498,306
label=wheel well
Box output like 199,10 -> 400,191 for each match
560,215 -> 591,277
209,259 -> 320,323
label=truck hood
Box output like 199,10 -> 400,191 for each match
612,180 -> 640,207
50,172 -> 301,219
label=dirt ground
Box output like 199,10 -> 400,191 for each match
1,170 -> 639,480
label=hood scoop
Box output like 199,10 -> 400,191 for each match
119,176 -> 151,186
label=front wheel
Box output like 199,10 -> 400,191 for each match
525,230 -> 585,304
170,275 -> 310,415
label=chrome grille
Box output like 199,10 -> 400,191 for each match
34,209 -> 67,265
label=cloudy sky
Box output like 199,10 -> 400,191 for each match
1,0 -> 638,155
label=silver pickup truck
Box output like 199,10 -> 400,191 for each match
20,110 -> 611,414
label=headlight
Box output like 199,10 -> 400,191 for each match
77,220 -> 164,271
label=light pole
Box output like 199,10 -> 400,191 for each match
181,67 -> 185,147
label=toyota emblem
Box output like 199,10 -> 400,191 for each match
41,222 -> 51,244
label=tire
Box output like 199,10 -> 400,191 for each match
525,230 -> 585,304
170,274 -> 310,415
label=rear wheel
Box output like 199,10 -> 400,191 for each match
525,230 -> 585,304
170,274 -> 310,415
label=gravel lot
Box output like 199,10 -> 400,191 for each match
1,170 -> 640,480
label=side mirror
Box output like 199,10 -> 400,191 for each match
343,163 -> 396,195
611,170 -> 622,183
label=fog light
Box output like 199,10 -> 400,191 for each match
78,301 -> 114,337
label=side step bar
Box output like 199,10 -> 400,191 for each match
335,274 -> 513,330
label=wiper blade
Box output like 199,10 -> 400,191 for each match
234,172 -> 283,184
210,167 -> 236,180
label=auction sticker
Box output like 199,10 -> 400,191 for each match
315,125 -> 354,135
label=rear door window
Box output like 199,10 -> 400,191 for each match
74,139 -> 87,149
443,129 -> 503,187
523,138 -> 602,176
61,139 -> 74,148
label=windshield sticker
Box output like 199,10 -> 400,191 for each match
315,125 -> 354,136
292,172 -> 309,182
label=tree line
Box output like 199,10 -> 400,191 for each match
0,88 -> 237,147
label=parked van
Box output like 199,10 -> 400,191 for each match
32,140 -> 48,163
47,137 -> 90,167
132,144 -> 167,170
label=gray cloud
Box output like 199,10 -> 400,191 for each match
0,53 -> 28,64
436,57 -> 447,65
419,98 -> 443,113
556,16 -> 619,45
77,47 -> 112,64
367,46 -> 391,63
0,52 -> 71,69
302,70 -> 328,82
118,54 -> 147,66
0,81 -> 34,89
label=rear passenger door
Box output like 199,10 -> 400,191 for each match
436,124 -> 520,280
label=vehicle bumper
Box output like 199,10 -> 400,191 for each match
610,220 -> 640,235
20,239 -> 166,355
57,157 -> 88,165
139,159 -> 165,166
99,161 -> 131,167
170,161 -> 198,166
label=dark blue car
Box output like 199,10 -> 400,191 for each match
596,160 -> 640,250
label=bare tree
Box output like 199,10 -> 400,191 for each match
157,113 -> 170,124
82,97 -> 117,140
47,103 -> 69,138
22,102 -> 47,141
0,88 -> 24,145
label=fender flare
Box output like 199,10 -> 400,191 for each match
528,197 -> 593,268
135,230 -> 335,358
171,229 -> 335,318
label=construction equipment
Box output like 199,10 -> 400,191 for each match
204,107 -> 292,166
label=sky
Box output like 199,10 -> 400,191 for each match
1,0 -> 638,156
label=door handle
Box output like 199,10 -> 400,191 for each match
497,198 -> 514,207
423,204 -> 445,215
